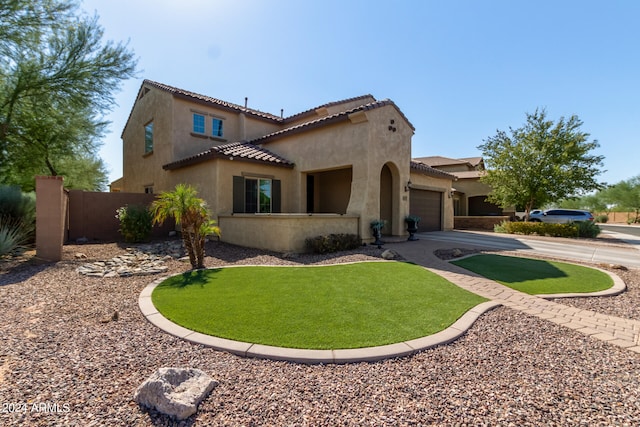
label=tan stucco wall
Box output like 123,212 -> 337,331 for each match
408,172 -> 454,231
454,179 -> 492,198
218,214 -> 360,253
257,103 -> 413,239
160,158 -> 294,218
122,85 -> 282,194
122,87 -> 175,193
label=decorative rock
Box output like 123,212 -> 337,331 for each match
381,249 -> 399,260
133,367 -> 217,420
452,248 -> 463,257
77,245 -> 178,277
74,253 -> 88,259
99,310 -> 119,323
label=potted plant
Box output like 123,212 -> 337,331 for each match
370,219 -> 385,247
405,215 -> 421,241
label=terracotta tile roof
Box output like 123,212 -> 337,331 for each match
143,80 -> 284,122
251,99 -> 415,145
282,94 -> 375,124
451,170 -> 485,179
459,156 -> 483,167
410,161 -> 458,180
163,141 -> 294,170
412,156 -> 471,167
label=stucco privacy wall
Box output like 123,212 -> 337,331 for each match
258,103 -> 413,239
218,214 -> 359,253
67,191 -> 175,241
35,176 -> 66,261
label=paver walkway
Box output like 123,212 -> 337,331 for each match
392,238 -> 640,354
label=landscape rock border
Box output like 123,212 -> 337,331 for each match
75,241 -> 186,277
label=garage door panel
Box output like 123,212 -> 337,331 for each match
409,189 -> 442,232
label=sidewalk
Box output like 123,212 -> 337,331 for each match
392,239 -> 640,354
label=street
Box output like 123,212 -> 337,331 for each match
416,229 -> 640,268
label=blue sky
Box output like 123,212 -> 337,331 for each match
80,0 -> 640,187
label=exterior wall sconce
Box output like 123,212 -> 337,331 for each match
449,189 -> 455,198
405,180 -> 412,192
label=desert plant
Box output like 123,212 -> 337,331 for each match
575,220 -> 601,238
0,217 -> 28,257
405,215 -> 421,223
594,214 -> 608,223
0,185 -> 36,243
116,205 -> 153,243
493,220 -> 510,233
150,184 -> 220,269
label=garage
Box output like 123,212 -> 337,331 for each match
409,189 -> 442,232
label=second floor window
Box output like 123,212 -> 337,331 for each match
144,121 -> 153,153
193,113 -> 205,134
212,118 -> 223,138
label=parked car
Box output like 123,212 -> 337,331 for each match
515,209 -> 542,221
528,209 -> 594,224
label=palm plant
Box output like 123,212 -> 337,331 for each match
150,184 -> 220,269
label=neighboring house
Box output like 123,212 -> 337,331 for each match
412,156 -> 512,217
114,80 -> 456,252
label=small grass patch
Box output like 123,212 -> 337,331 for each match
451,254 -> 613,295
151,262 -> 487,349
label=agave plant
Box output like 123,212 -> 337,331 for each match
0,217 -> 28,257
150,184 -> 220,269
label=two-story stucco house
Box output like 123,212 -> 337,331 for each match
113,80 -> 456,252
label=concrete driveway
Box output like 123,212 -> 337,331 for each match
415,229 -> 640,269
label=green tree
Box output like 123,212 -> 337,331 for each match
0,0 -> 136,190
150,184 -> 221,269
558,193 -> 608,213
478,109 -> 604,220
604,176 -> 640,222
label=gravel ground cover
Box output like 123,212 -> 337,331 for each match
1,239 -> 639,426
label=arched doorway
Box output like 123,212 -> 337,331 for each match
380,164 -> 393,235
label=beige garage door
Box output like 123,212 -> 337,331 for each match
409,189 -> 442,232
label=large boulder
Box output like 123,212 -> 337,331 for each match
133,367 -> 217,420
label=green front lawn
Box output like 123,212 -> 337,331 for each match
151,262 -> 487,350
451,254 -> 613,295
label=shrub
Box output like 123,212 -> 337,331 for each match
576,221 -> 601,238
305,234 -> 361,254
0,218 -> 29,257
595,214 -> 608,223
494,221 -> 579,238
116,205 -> 153,243
0,185 -> 35,241
494,220 -> 509,233
494,220 -> 601,238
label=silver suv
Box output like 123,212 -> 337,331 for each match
528,209 -> 594,224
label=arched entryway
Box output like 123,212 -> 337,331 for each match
379,162 -> 404,235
